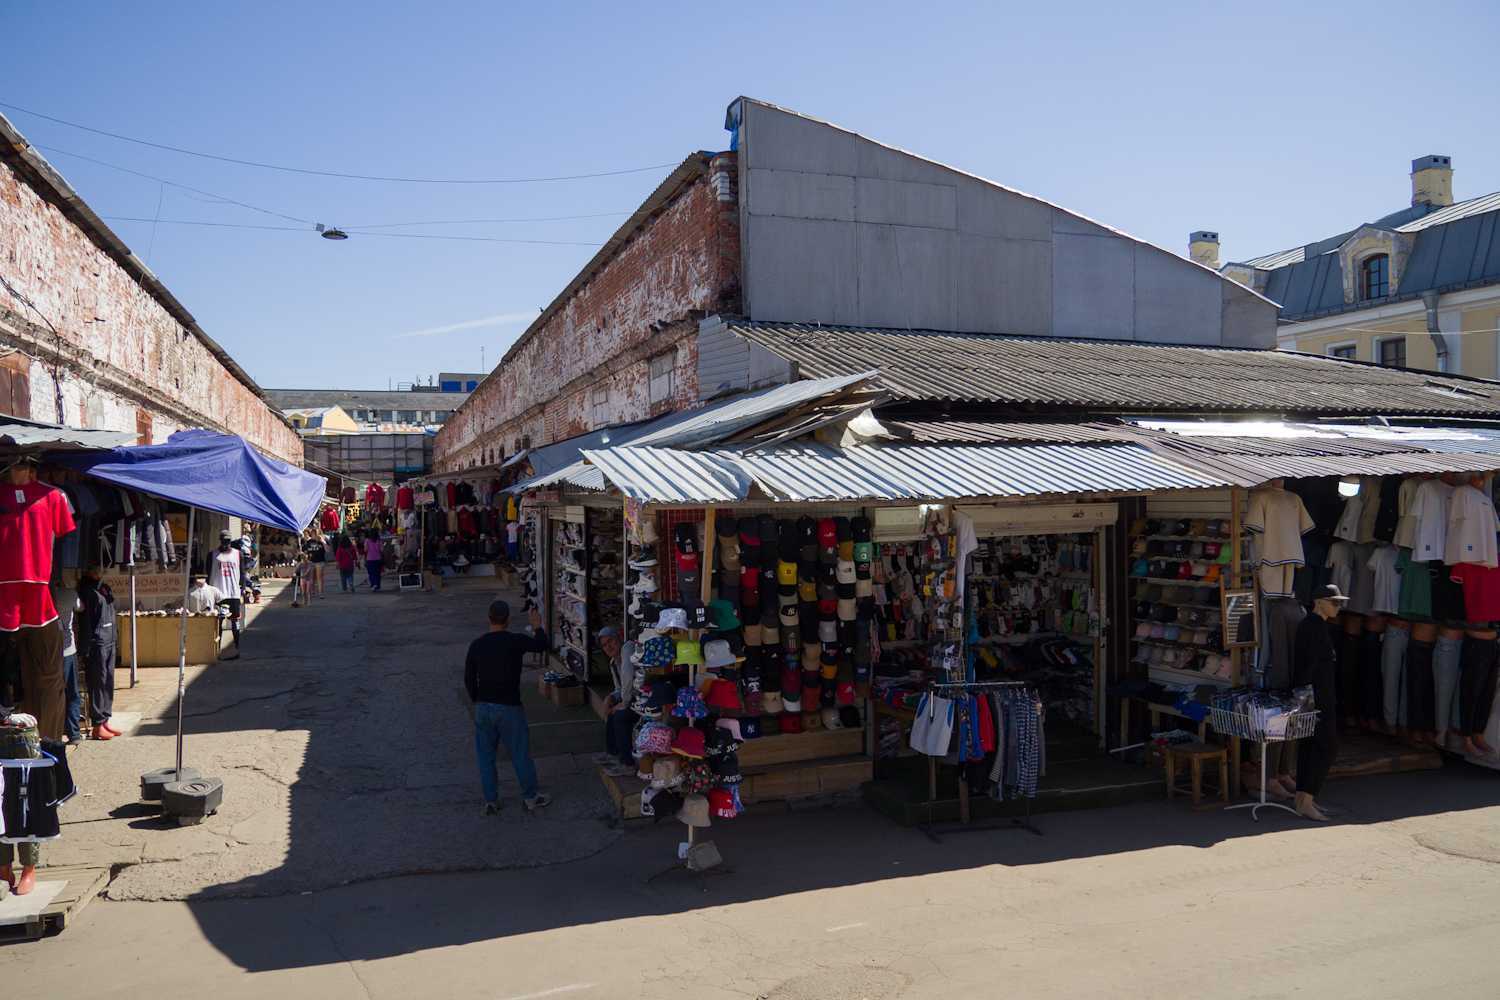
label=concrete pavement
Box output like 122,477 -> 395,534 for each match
44,575 -> 618,900
8,578 -> 1500,998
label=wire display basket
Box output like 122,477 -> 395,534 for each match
1208,705 -> 1320,743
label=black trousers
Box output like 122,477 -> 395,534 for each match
604,707 -> 639,765
1459,637 -> 1499,736
1406,639 -> 1436,732
84,643 -> 116,723
1337,629 -> 1361,722
1297,720 -> 1339,797
1359,630 -> 1384,723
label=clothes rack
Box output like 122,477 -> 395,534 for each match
917,679 -> 1044,841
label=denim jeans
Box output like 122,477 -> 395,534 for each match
339,570 -> 354,592
62,652 -> 82,741
366,559 -> 383,591
474,702 -> 538,803
1380,626 -> 1408,728
1433,635 -> 1464,735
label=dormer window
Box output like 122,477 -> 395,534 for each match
1360,254 -> 1389,300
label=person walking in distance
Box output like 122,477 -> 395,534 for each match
303,528 -> 328,599
212,530 -> 243,655
363,529 -> 384,592
76,566 -> 120,741
465,599 -> 552,814
335,535 -> 357,592
1294,584 -> 1349,821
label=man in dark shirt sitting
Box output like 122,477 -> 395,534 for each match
465,599 -> 552,815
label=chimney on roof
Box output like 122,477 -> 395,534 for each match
1411,154 -> 1453,208
1188,231 -> 1220,270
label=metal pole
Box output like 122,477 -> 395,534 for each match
129,565 -> 138,687
175,506 -> 195,776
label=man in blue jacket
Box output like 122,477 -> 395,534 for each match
465,599 -> 552,815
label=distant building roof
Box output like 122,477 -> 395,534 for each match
1231,190 -> 1500,320
266,388 -> 466,411
717,319 -> 1500,417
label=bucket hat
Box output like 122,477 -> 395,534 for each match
705,678 -> 743,711
673,686 -> 708,719
707,787 -> 739,818
702,639 -> 738,669
654,606 -> 687,630
671,727 -> 707,759
675,639 -> 704,666
677,794 -> 711,828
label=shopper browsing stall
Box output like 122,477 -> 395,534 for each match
363,530 -> 384,591
303,529 -> 327,599
465,600 -> 552,814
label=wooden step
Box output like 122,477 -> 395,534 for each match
737,727 -> 864,767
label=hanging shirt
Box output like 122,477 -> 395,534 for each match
506,521 -> 520,544
445,482 -> 457,508
1444,484 -> 1499,568
1451,563 -> 1500,623
1333,492 -> 1365,543
1245,487 -> 1315,573
1325,541 -> 1356,598
1393,476 -> 1421,549
396,485 -> 414,511
0,482 -> 77,631
1368,545 -> 1402,615
1410,479 -> 1455,562
320,507 -> 340,533
365,483 -> 386,510
212,547 -> 242,599
1346,541 -> 1378,614
1397,548 -> 1433,619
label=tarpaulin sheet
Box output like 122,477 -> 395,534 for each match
52,430 -> 325,534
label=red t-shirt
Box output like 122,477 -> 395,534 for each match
1451,563 -> 1500,623
320,507 -> 340,532
334,546 -> 356,571
365,483 -> 386,509
0,482 -> 77,630
396,485 -> 414,511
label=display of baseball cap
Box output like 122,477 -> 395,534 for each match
821,707 -> 843,730
836,681 -> 856,706
715,512 -> 738,537
852,540 -> 873,563
677,793 -> 711,828
775,560 -> 797,586
803,709 -> 823,731
851,516 -> 871,542
777,520 -> 798,560
762,691 -> 784,714
781,665 -> 803,695
740,524 -> 761,549
835,560 -> 857,585
760,621 -> 780,644
838,705 -> 861,729
817,517 -> 837,548
779,713 -> 803,734
837,597 -> 857,622
707,787 -> 739,818
743,623 -> 763,646
671,727 -> 707,759
674,523 -> 699,554
782,694 -> 803,713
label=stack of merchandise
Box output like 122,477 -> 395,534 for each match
625,515 -> 660,636
553,520 -> 588,677
590,508 -> 624,639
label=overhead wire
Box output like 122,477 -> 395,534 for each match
3,100 -> 677,184
348,211 -> 631,229
100,216 -> 604,246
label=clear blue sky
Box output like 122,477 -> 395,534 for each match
5,1 -> 1497,390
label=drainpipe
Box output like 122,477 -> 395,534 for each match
1423,291 -> 1449,372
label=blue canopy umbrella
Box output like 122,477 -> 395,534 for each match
53,430 -> 325,780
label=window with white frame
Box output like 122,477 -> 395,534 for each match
1327,342 -> 1357,360
649,352 -> 675,405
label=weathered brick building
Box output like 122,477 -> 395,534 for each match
434,151 -> 740,470
435,98 -> 1277,472
0,114 -> 302,464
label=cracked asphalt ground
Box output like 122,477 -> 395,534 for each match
39,577 -> 620,900
9,579 -> 1500,998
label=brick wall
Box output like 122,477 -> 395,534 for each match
434,152 -> 740,471
0,155 -> 303,464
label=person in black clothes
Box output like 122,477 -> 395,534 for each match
465,599 -> 552,815
76,566 -> 120,742
1294,584 -> 1349,822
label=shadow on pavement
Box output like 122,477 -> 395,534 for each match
130,577 -> 1500,973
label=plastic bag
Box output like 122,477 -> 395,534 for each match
909,692 -> 955,756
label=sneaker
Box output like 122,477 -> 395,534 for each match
523,793 -> 552,812
480,802 -> 501,816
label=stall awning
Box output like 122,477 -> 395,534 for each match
1,418 -> 135,451
580,441 -> 1223,504
51,430 -> 326,534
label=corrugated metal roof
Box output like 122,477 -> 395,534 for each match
580,442 -> 1221,504
1,420 -> 135,451
723,321 -> 1500,416
1241,246 -> 1308,270
887,420 -> 1140,444
1396,191 -> 1500,232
